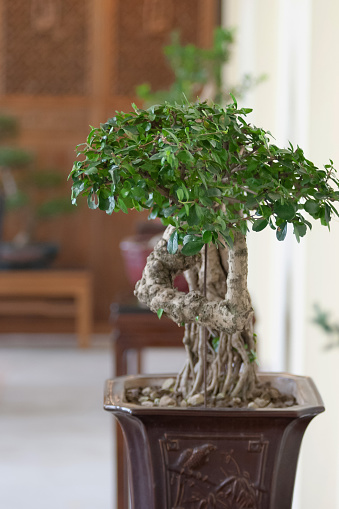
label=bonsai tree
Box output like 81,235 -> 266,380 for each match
70,98 -> 339,406
0,113 -> 74,247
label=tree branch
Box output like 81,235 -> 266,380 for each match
134,227 -> 253,334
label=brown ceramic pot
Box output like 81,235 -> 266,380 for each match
104,373 -> 324,509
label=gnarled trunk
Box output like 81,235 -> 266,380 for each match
135,226 -> 258,401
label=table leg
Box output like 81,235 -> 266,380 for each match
75,288 -> 92,348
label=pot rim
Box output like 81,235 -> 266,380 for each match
104,372 -> 325,418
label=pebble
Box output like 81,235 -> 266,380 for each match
216,399 -> 227,407
139,396 -> 150,403
159,395 -> 176,407
216,393 -> 225,400
162,378 -> 175,391
232,397 -> 242,405
187,393 -> 205,407
127,388 -> 140,399
141,400 -> 154,407
142,387 -> 152,396
180,400 -> 188,408
248,401 -> 259,409
254,397 -> 269,408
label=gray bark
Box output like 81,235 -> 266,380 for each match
135,226 -> 257,399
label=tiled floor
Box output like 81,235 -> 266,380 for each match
0,334 -> 186,509
1,333 -> 335,509
0,335 -> 115,509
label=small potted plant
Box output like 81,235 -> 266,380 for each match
70,98 -> 339,509
136,28 -> 264,107
0,113 -> 74,269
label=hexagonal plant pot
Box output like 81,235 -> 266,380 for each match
104,373 -> 324,509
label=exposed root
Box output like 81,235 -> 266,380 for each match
134,225 -> 260,401
175,322 -> 258,400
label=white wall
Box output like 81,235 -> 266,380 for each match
223,1 -> 339,507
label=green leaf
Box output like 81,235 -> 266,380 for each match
206,163 -> 221,175
206,188 -> 222,197
202,230 -> 213,243
148,208 -> 158,220
167,230 -> 178,254
276,222 -> 287,241
84,163 -> 100,175
71,181 -> 85,200
304,200 -> 320,216
197,169 -> 208,188
274,202 -> 296,221
176,188 -> 184,201
325,203 -> 331,224
200,195 -> 214,207
252,218 -> 268,232
149,152 -> 162,161
183,234 -> 198,245
87,193 -> 98,210
239,220 -> 249,235
259,205 -> 272,218
211,336 -> 220,352
219,230 -> 234,248
157,308 -> 164,319
181,240 -> 204,256
194,203 -> 203,218
163,205 -> 177,218
216,215 -> 226,230
105,195 -> 116,214
229,92 -> 238,108
187,206 -> 199,226
293,225 -> 300,243
245,195 -> 258,208
118,197 -> 128,213
177,150 -> 194,165
294,223 -> 307,238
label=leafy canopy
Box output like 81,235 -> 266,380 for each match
70,98 -> 339,255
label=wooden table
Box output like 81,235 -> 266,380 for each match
0,270 -> 92,348
110,301 -> 184,509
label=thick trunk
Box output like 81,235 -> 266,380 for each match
135,226 -> 257,400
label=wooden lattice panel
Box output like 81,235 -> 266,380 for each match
0,0 -> 218,326
113,0 -> 201,96
1,0 -> 90,95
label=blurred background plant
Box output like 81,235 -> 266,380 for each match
121,27 -> 266,294
136,27 -> 265,107
313,304 -> 339,349
0,112 -> 75,267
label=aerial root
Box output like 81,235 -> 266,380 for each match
175,325 -> 258,400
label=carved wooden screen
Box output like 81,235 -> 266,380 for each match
113,0 -> 201,96
0,0 -> 218,325
0,0 -> 90,95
